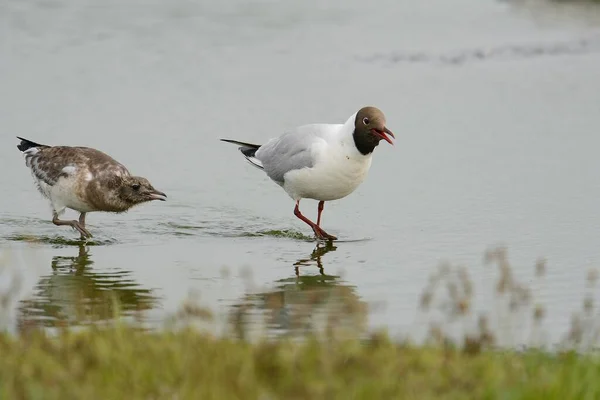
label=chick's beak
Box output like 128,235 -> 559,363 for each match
148,189 -> 167,201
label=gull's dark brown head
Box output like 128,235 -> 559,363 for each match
352,106 -> 395,155
119,176 -> 167,206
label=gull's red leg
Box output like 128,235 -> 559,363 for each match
294,201 -> 337,241
317,201 -> 325,227
294,201 -> 318,232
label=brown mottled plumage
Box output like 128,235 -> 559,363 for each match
17,137 -> 166,239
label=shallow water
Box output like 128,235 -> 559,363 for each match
1,0 -> 600,344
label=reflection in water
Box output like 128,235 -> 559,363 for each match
230,242 -> 368,339
293,241 -> 337,276
17,245 -> 157,331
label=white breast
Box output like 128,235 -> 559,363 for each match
283,140 -> 372,201
33,166 -> 96,215
50,176 -> 96,214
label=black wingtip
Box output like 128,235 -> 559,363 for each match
220,139 -> 261,149
240,147 -> 257,159
16,136 -> 46,152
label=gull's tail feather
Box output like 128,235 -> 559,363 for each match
220,139 -> 264,170
16,136 -> 49,152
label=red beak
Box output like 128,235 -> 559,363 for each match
372,127 -> 395,145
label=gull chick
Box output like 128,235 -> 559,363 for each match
221,106 -> 394,240
17,137 -> 167,239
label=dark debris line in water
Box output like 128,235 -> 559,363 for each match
155,221 -> 316,240
358,35 -> 600,66
5,226 -> 336,244
6,234 -> 117,247
239,229 -> 372,242
240,230 -> 315,241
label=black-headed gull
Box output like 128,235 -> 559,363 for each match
17,137 -> 167,239
221,106 -> 394,240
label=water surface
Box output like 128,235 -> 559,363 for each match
1,0 -> 600,344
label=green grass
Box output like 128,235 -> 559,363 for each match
0,326 -> 599,400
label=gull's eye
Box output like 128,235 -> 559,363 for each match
362,117 -> 370,125
132,183 -> 141,191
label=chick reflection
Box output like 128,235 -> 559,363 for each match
18,245 -> 156,331
230,243 -> 367,339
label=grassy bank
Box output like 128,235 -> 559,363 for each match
2,246 -> 599,399
0,326 -> 599,400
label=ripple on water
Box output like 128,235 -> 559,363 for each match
0,215 -> 121,247
154,218 -> 317,241
238,230 -> 315,241
358,34 -> 600,66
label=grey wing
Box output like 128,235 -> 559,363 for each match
255,125 -> 328,184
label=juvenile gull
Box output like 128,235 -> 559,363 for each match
17,137 -> 167,239
221,106 -> 394,240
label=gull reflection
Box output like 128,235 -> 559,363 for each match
293,241 -> 337,276
229,242 -> 367,339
